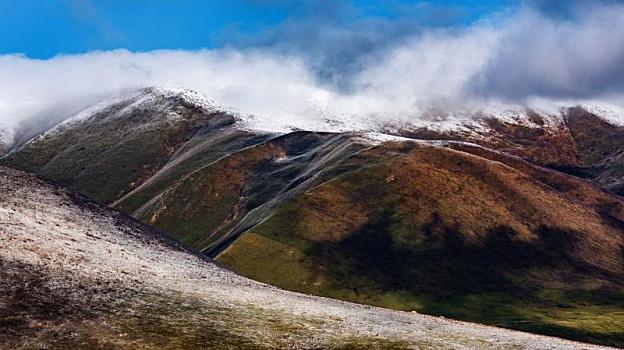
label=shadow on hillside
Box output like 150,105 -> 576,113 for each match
306,208 -> 624,347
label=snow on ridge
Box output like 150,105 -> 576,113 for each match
32,87 -> 224,141
147,86 -> 216,111
221,98 -> 624,144
235,112 -> 381,134
579,102 -> 624,126
356,132 -> 416,145
14,85 -> 624,145
57,89 -> 145,128
55,86 -> 219,130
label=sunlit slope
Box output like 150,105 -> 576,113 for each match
218,142 -> 624,347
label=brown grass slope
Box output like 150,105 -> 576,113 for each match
218,141 -> 624,347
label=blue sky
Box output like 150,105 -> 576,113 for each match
0,0 -> 516,58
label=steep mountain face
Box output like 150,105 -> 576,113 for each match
3,87 -> 624,347
8,166 -> 605,349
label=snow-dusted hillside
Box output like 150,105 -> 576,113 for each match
7,86 -> 624,150
39,87 -> 220,138
0,165 -> 615,350
3,87 -> 624,348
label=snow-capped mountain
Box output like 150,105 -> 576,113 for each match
3,86 -> 624,347
6,86 -> 624,225
7,86 -> 624,150
7,85 -> 624,203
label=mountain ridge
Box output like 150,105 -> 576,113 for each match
6,86 -> 624,152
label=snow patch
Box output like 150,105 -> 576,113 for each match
356,132 -> 416,145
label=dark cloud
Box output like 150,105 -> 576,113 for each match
221,0 -> 624,102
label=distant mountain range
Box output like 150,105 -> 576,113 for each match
2,87 -> 624,347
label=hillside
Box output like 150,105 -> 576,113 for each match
397,105 -> 624,195
2,87 -> 624,346
4,166 -> 617,349
218,141 -> 624,346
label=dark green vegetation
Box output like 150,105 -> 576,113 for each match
3,90 -> 624,347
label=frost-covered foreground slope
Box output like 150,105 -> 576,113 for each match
0,166 -> 615,350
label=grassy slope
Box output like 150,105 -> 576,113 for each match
0,167 -> 421,350
2,259 -> 416,350
117,131 -> 383,253
217,142 -> 624,347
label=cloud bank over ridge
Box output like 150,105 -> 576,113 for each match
1,1 -> 624,136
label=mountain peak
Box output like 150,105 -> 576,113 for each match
140,86 -> 217,109
43,86 -> 223,134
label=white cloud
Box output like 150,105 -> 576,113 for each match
1,3 -> 624,140
0,49 -> 322,131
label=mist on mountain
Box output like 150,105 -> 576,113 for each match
1,1 -> 624,143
